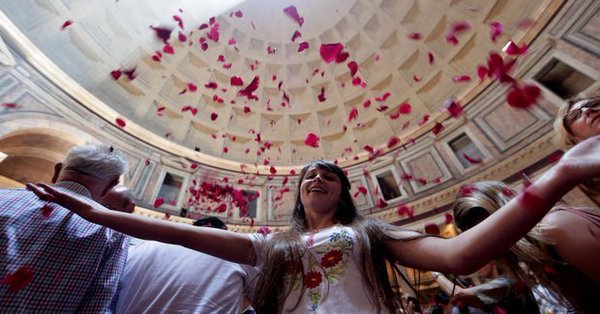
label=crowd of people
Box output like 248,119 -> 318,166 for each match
0,96 -> 598,313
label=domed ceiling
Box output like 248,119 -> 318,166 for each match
0,0 -> 552,170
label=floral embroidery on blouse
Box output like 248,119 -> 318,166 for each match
288,227 -> 355,311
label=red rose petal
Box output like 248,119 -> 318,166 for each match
115,118 -> 126,128
153,198 -> 164,208
320,43 -> 344,63
431,122 -> 444,135
317,87 -> 326,102
408,32 -> 422,40
428,51 -> 435,64
424,223 -> 440,235
269,166 -> 277,174
110,70 -> 122,80
60,20 -> 73,30
387,136 -> 400,148
305,133 -> 320,148
347,61 -> 358,77
506,83 -> 541,109
444,99 -> 463,117
298,41 -> 309,52
489,21 -> 503,42
187,83 -> 198,92
230,76 -> 244,86
463,153 -> 482,164
237,76 -> 260,100
291,30 -> 302,42
377,198 -> 388,208
452,75 -> 471,82
504,41 -> 528,56
348,107 -> 358,121
1,266 -> 34,292
283,5 -> 304,27
41,204 -> 54,217
210,112 -> 218,121
150,26 -> 173,43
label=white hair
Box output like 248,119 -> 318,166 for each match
63,144 -> 128,181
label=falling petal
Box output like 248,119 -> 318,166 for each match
348,107 -> 358,121
291,30 -> 302,42
431,122 -> 444,135
363,99 -> 371,108
489,21 -> 503,42
41,204 -> 54,217
377,198 -> 388,208
150,26 -> 173,43
237,76 -> 260,100
297,41 -> 309,52
444,99 -> 463,117
304,133 -> 320,148
153,198 -> 164,208
506,83 -> 541,109
269,166 -> 277,174
110,70 -> 122,80
319,43 -> 344,63
1,266 -> 34,292
408,32 -> 422,40
463,153 -> 482,164
387,136 -> 400,148
347,61 -> 358,77
428,51 -> 435,64
116,118 -> 126,128
205,82 -> 218,89
504,41 -> 528,56
335,51 -> 349,63
283,5 -> 304,27
187,83 -> 197,92
412,74 -> 422,82
210,112 -> 219,121
60,20 -> 73,30
230,76 -> 244,86
424,223 -> 440,235
452,75 -> 472,82
163,44 -> 175,54
317,87 -> 326,102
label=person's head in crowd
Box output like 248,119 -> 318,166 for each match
51,144 -> 128,201
101,185 -> 135,213
452,181 -> 516,232
193,216 -> 227,230
291,159 -> 358,230
554,95 -> 600,149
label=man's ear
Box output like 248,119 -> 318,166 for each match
126,202 -> 136,214
100,178 -> 120,197
51,163 -> 63,183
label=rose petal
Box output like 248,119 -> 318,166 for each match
150,26 -> 173,43
506,83 -> 541,109
347,61 -> 358,77
230,76 -> 244,86
387,136 -> 400,148
283,5 -> 304,27
348,107 -> 358,121
489,21 -> 503,42
210,112 -> 218,121
60,20 -> 73,30
297,41 -> 309,52
153,198 -> 164,208
1,266 -> 34,292
444,99 -> 463,117
319,43 -> 344,63
110,70 -> 122,80
431,122 -> 444,135
408,32 -> 422,40
317,87 -> 326,102
116,118 -> 126,128
504,41 -> 528,56
428,51 -> 435,64
304,133 -> 320,148
291,30 -> 302,42
452,75 -> 471,82
463,153 -> 482,164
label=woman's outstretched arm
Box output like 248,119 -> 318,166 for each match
26,183 -> 255,265
385,135 -> 600,274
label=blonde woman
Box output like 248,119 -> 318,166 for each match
452,181 -> 599,313
554,95 -> 600,204
26,135 -> 600,313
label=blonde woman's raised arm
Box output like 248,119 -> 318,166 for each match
385,135 -> 600,274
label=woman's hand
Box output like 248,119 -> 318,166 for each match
26,182 -> 95,215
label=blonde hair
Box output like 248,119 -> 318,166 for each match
452,182 -> 565,303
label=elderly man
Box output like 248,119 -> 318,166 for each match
0,144 -> 130,312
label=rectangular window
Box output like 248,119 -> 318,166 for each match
535,58 -> 594,99
448,133 -> 484,169
157,172 -> 184,207
375,170 -> 402,201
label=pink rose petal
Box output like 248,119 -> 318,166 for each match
320,43 -> 344,63
283,5 -> 304,27
305,133 -> 320,148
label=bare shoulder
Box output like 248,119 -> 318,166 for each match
541,208 -> 593,231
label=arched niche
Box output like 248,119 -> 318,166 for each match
0,118 -> 97,184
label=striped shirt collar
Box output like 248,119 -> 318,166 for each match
54,181 -> 93,199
